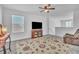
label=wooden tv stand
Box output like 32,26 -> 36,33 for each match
32,29 -> 42,38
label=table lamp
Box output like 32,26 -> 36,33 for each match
0,26 -> 7,37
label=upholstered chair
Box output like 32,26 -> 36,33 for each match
0,24 -> 11,54
0,33 -> 11,54
63,29 -> 79,45
0,33 -> 10,47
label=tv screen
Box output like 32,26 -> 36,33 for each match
32,22 -> 42,29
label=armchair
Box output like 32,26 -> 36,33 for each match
0,33 -> 11,54
63,29 -> 79,45
0,24 -> 11,54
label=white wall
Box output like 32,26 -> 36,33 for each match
2,8 -> 48,41
0,5 -> 2,24
49,17 -> 61,35
2,5 -> 79,40
74,10 -> 79,27
49,12 -> 74,37
55,27 -> 77,37
50,11 -> 79,37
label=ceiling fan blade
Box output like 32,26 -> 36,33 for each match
39,7 -> 45,9
40,10 -> 44,12
49,8 -> 55,10
39,7 -> 43,9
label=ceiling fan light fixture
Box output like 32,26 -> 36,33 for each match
39,4 -> 55,13
44,10 -> 48,12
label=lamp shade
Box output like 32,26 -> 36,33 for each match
2,27 -> 7,35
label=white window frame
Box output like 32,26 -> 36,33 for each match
61,20 -> 73,27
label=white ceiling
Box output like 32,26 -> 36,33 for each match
2,4 -> 42,12
2,4 -> 79,12
2,4 -> 79,16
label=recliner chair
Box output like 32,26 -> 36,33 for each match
63,29 -> 79,45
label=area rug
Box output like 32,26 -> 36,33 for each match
0,35 -> 78,54
15,35 -> 73,54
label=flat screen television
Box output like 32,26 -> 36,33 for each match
32,22 -> 42,29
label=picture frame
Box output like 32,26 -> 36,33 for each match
12,15 -> 24,33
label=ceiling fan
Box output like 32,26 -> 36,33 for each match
39,4 -> 55,13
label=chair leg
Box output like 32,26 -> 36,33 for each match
3,46 -> 6,54
9,44 -> 11,52
9,36 -> 11,52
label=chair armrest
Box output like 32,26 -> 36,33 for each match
0,33 -> 10,48
65,33 -> 74,36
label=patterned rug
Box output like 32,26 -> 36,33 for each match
0,35 -> 78,54
16,35 -> 72,54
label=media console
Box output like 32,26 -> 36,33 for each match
32,29 -> 42,38
32,22 -> 42,38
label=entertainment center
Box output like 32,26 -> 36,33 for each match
32,22 -> 42,38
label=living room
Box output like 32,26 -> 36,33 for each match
0,4 -> 79,54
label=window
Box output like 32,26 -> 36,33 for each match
65,21 -> 72,27
61,20 -> 73,27
12,15 -> 24,33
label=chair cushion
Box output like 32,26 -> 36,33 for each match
74,29 -> 79,38
72,39 -> 79,45
74,29 -> 79,34
0,33 -> 10,48
74,32 -> 79,38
